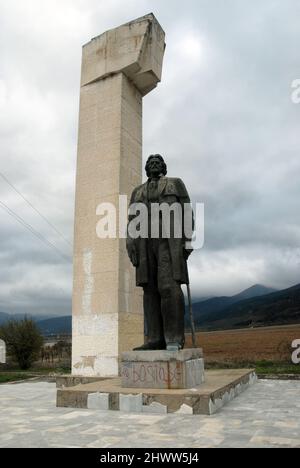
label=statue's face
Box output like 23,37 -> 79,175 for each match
147,157 -> 164,178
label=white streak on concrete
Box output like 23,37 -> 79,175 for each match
82,249 -> 94,315
175,404 -> 193,415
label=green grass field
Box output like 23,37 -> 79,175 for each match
0,366 -> 71,384
0,373 -> 36,384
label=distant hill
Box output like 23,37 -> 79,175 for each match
2,283 -> 299,335
189,284 -> 276,327
0,312 -> 30,325
232,284 -> 277,301
0,312 -> 71,336
0,312 -> 9,325
37,316 -> 71,336
195,283 -> 300,330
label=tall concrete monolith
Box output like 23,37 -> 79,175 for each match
72,14 -> 165,376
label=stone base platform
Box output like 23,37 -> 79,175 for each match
56,369 -> 257,415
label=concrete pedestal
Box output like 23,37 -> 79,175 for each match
121,349 -> 205,389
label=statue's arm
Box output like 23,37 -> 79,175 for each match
126,188 -> 139,267
175,179 -> 194,259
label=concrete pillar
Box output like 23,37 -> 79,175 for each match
72,14 -> 166,377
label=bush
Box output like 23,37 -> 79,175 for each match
0,318 -> 44,370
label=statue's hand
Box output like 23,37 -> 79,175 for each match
127,239 -> 139,267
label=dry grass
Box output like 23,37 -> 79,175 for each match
185,324 -> 300,365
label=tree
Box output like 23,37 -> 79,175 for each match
0,318 -> 44,370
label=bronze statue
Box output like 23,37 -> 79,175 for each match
127,155 -> 193,351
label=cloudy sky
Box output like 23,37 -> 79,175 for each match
0,0 -> 299,316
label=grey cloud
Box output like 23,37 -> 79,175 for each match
0,0 -> 299,314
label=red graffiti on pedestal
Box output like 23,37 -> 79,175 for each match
122,363 -> 182,385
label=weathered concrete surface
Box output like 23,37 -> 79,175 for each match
87,392 -> 109,410
122,348 -> 204,362
57,369 -> 257,415
1,380 -> 300,448
121,349 -> 205,389
56,375 -> 108,389
81,14 -> 165,96
72,14 -> 166,378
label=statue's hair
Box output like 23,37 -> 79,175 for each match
145,154 -> 167,177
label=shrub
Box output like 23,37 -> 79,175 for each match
0,318 -> 44,370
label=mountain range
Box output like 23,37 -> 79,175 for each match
189,283 -> 300,330
189,284 -> 276,326
1,283 -> 300,335
37,316 -> 71,336
0,312 -> 54,326
0,312 -> 72,337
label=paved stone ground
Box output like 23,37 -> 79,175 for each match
0,380 -> 299,448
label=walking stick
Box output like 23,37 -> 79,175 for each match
187,283 -> 197,348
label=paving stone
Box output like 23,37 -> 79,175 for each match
0,380 -> 300,448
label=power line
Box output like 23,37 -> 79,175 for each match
0,171 -> 72,247
0,199 -> 71,263
0,199 -> 71,262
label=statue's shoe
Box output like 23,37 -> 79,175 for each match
166,342 -> 183,352
133,341 -> 165,351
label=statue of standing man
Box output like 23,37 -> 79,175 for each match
127,155 -> 194,352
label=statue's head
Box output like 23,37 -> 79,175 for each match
145,154 -> 167,178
